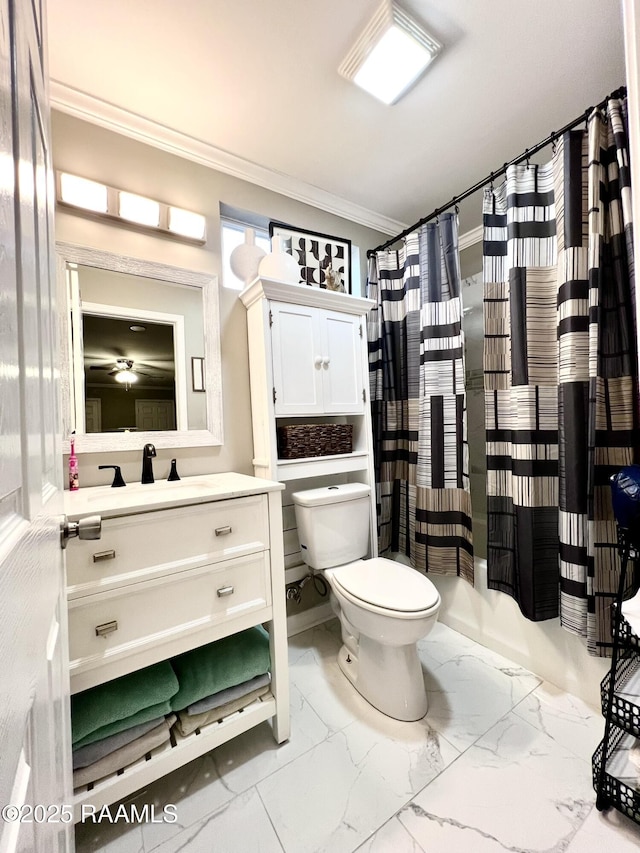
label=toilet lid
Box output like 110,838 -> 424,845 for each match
331,558 -> 439,613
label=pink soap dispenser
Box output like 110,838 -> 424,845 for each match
69,432 -> 79,491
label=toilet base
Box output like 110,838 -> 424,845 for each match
337,643 -> 359,686
337,639 -> 428,722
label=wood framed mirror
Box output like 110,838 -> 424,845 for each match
57,243 -> 223,453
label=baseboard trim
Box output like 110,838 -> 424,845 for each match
286,602 -> 333,637
285,564 -> 309,584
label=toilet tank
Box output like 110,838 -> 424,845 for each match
291,483 -> 371,570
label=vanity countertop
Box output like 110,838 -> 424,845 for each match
64,472 -> 284,520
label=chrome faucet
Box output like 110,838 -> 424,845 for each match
141,443 -> 157,484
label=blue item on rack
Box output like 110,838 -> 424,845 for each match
610,465 -> 640,532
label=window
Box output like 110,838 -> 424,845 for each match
221,219 -> 270,290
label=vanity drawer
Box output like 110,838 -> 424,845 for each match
66,494 -> 269,598
68,552 -> 271,676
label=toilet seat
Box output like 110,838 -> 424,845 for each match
329,558 -> 440,618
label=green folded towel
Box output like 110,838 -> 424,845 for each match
170,626 -> 271,712
72,700 -> 173,749
71,661 -> 179,745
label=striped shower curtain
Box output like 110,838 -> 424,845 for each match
483,94 -> 638,652
368,214 -> 474,583
483,161 -> 560,622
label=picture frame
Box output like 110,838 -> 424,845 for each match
191,356 -> 205,392
269,222 -> 352,294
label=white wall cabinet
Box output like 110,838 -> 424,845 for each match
271,302 -> 364,415
64,473 -> 289,819
240,277 -> 378,583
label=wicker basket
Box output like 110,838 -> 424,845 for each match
277,424 -> 353,459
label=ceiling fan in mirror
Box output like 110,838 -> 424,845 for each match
89,358 -> 155,386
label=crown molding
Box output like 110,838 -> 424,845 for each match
50,80 -> 406,237
459,225 -> 482,251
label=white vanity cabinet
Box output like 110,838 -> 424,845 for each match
270,301 -> 365,415
63,472 -> 289,817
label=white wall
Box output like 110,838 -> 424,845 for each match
624,0 -> 640,374
431,562 -> 608,708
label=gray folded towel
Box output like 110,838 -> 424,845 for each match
73,714 -> 176,789
72,716 -> 165,770
186,673 -> 271,716
175,685 -> 270,737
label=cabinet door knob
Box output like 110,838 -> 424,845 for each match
215,525 -> 233,536
217,585 -> 235,597
314,356 -> 323,368
323,357 -> 330,367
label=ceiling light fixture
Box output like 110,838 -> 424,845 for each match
338,0 -> 442,105
55,171 -> 207,245
114,368 -> 138,385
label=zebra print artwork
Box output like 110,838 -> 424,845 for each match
482,94 -> 638,651
368,213 -> 474,583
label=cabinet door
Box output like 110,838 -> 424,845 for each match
320,310 -> 365,413
271,303 -> 324,414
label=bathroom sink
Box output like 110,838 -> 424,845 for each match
64,472 -> 283,519
82,478 -> 228,505
158,479 -> 225,490
85,479 -> 221,498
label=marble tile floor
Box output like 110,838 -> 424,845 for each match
75,620 -> 640,853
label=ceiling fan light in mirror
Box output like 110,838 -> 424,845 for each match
119,192 -> 160,227
59,173 -> 108,213
168,207 -> 206,241
114,369 -> 138,385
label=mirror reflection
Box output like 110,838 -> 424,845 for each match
70,265 -> 206,434
83,313 -> 178,432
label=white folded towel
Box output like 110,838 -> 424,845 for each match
621,588 -> 640,639
629,739 -> 640,772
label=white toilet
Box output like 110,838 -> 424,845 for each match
291,483 -> 440,721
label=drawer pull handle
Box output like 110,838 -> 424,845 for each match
217,585 -> 235,598
92,549 -> 116,563
95,620 -> 118,638
215,525 -> 233,537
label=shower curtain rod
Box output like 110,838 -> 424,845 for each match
367,85 -> 627,257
